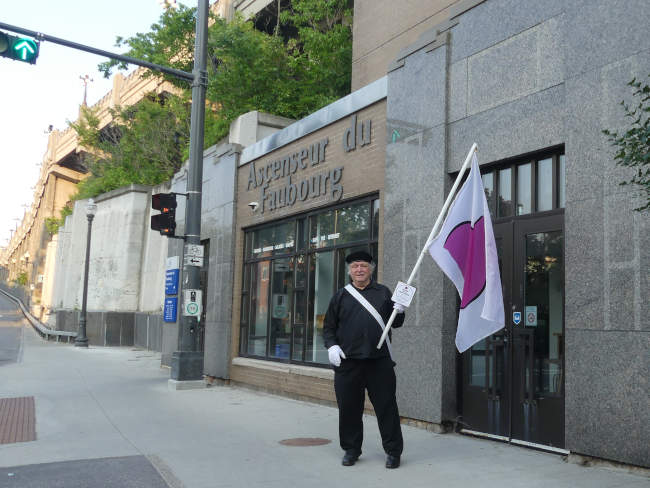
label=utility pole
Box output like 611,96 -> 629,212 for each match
171,0 -> 209,381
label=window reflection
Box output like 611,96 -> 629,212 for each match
498,168 -> 513,217
269,258 -> 293,359
241,198 -> 378,365
248,261 -> 270,356
372,200 -> 380,240
481,151 -> 563,218
482,172 -> 495,217
517,163 -> 532,215
525,231 -> 563,395
469,339 -> 487,387
306,251 -> 334,364
310,202 -> 370,249
558,155 -> 565,208
537,158 -> 553,212
251,222 -> 295,258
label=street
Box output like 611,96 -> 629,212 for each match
0,297 -> 647,488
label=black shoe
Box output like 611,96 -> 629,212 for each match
385,454 -> 400,469
342,452 -> 360,466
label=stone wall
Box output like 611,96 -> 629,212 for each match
162,143 -> 239,375
384,0 -> 649,467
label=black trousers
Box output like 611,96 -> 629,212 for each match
333,357 -> 403,457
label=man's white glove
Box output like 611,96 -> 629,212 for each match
393,303 -> 406,313
328,345 -> 346,367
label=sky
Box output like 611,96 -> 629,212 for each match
0,0 -> 193,247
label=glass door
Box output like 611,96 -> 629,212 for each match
461,214 -> 565,449
510,215 -> 564,448
461,221 -> 512,439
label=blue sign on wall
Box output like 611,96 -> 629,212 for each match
165,268 -> 179,295
164,297 -> 178,323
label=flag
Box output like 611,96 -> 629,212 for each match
428,152 -> 504,353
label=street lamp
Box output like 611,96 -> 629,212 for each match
75,199 -> 97,348
24,252 -> 31,308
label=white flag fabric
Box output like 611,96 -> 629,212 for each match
428,153 -> 504,353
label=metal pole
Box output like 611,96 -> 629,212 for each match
0,21 -> 194,81
377,143 -> 478,349
171,0 -> 208,380
75,214 -> 94,348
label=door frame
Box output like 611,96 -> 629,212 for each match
460,209 -> 566,452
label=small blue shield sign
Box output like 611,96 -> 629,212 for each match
513,311 -> 522,325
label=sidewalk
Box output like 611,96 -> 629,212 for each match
1,323 -> 647,488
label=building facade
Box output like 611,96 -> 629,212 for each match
213,0 -> 648,468
7,0 -> 645,469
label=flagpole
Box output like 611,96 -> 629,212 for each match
377,142 -> 478,349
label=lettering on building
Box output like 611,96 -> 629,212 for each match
247,138 -> 343,213
343,114 -> 371,152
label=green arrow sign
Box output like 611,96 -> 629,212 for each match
12,39 -> 37,62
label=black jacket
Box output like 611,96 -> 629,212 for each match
323,281 -> 405,360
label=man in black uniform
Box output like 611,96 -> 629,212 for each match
323,251 -> 405,469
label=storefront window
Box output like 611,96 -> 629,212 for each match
372,200 -> 380,240
269,258 -> 293,359
248,261 -> 270,356
241,197 -> 378,365
250,221 -> 295,259
309,201 -> 370,249
307,251 -> 334,364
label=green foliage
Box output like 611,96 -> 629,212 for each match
45,204 -> 73,235
16,272 -> 28,287
77,1 -> 352,197
280,0 -> 352,112
45,217 -> 60,235
98,4 -> 197,85
206,16 -> 294,125
603,75 -> 650,212
98,0 -> 352,142
71,93 -> 191,200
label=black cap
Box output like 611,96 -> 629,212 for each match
345,251 -> 373,264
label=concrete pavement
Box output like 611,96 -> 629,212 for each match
1,315 -> 648,488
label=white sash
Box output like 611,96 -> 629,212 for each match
344,284 -> 393,360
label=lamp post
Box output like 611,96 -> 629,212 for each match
24,252 -> 30,308
75,199 -> 97,348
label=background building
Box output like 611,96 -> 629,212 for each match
0,68 -> 176,322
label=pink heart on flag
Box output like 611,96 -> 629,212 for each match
443,217 -> 486,309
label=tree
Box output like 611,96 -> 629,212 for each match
74,1 -> 353,200
280,0 -> 353,112
70,92 -> 191,200
98,0 -> 352,143
603,75 -> 650,212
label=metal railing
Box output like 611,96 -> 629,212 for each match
0,285 -> 76,343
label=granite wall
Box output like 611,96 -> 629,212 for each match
163,143 -> 239,377
385,43 -> 456,424
385,0 -> 649,466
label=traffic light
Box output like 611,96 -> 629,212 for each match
151,193 -> 177,236
0,31 -> 39,64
